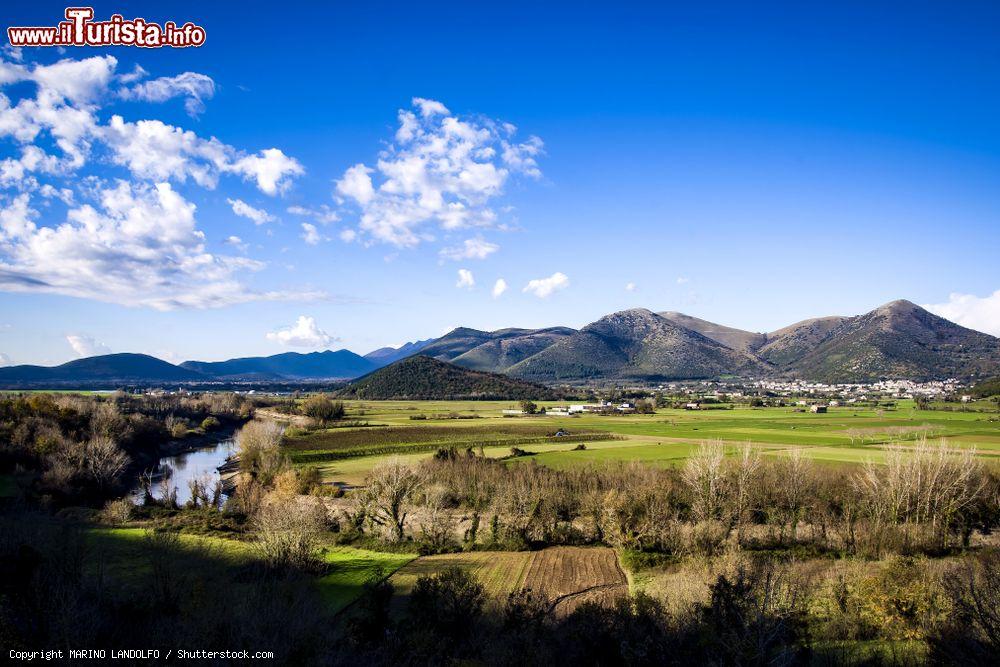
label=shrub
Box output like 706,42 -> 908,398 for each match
100,497 -> 135,525
928,550 -> 1000,665
201,416 -> 221,431
235,420 -> 287,487
406,566 -> 485,640
252,494 -> 327,572
700,558 -> 809,665
301,395 -> 345,424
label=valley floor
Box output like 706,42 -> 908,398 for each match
281,400 -> 1000,485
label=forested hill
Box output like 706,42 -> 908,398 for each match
336,355 -> 559,400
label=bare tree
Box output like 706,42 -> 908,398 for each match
89,401 -> 130,442
779,448 -> 813,543
418,484 -> 456,552
729,443 -> 761,544
854,437 -> 985,554
683,440 -> 727,523
57,436 -> 130,490
253,494 -> 327,570
360,458 -> 423,542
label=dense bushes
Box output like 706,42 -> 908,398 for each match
0,392 -> 251,505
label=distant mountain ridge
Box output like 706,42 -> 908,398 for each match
180,350 -> 376,380
422,326 -> 578,373
364,339 -> 435,367
777,300 -> 1000,382
0,353 -> 206,385
3,299 -> 997,387
508,309 -> 767,382
658,312 -> 767,352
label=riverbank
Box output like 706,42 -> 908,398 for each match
127,418 -> 247,504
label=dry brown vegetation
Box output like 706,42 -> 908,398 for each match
331,437 -> 999,562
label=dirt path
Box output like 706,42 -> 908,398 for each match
255,407 -> 312,426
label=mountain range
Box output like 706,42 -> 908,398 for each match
1,299 -> 997,387
180,350 -> 377,381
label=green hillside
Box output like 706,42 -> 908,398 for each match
336,355 -> 559,400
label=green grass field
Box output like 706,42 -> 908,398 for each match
86,528 -> 414,613
318,546 -> 416,612
286,400 -> 1000,485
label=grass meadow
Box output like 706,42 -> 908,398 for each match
84,527 -> 415,614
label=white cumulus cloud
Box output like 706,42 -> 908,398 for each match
119,71 -> 216,117
492,278 -> 508,298
301,222 -> 323,245
102,116 -> 303,195
439,237 -> 499,261
335,163 -> 375,205
0,184 -> 318,309
230,148 -> 303,196
523,272 -> 569,298
456,268 -> 475,289
334,97 -> 543,247
625,282 -> 637,292
265,315 -> 336,348
0,53 -> 319,310
66,334 -> 111,357
227,198 -> 275,225
923,290 -> 1000,336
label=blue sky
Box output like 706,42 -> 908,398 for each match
2,1 -> 1000,365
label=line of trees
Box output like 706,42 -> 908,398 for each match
337,438 -> 998,559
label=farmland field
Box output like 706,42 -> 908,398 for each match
284,400 -> 1000,484
388,546 -> 626,615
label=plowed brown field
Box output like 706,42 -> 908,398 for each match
521,546 -> 628,616
388,546 -> 627,616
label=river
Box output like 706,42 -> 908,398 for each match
133,438 -> 235,506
